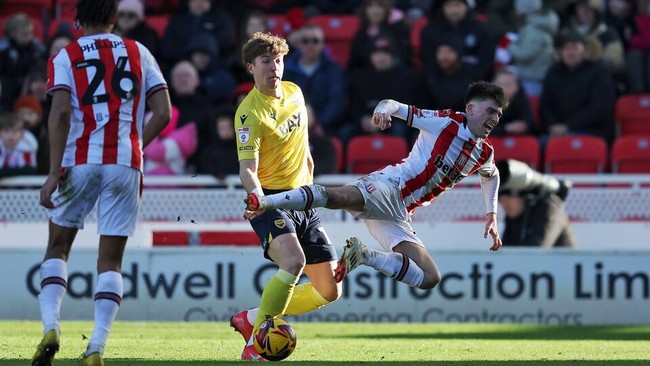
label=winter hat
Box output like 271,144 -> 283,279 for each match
13,95 -> 43,118
117,0 -> 144,19
514,0 -> 542,15
436,33 -> 464,54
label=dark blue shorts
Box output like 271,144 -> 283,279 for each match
249,206 -> 337,265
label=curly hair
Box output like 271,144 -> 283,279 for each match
465,81 -> 509,110
74,0 -> 117,28
240,32 -> 289,66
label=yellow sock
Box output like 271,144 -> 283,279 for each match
284,283 -> 330,315
254,269 -> 298,330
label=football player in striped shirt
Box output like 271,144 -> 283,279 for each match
245,81 -> 507,291
32,1 -> 171,365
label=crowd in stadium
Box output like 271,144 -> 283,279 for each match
0,0 -> 648,179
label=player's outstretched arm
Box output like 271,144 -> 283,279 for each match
372,99 -> 410,130
484,212 -> 502,251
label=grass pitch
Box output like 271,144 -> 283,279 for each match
1,321 -> 649,365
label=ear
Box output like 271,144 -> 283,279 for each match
465,102 -> 473,115
246,62 -> 254,76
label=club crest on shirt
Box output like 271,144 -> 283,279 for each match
274,219 -> 286,229
238,127 -> 250,144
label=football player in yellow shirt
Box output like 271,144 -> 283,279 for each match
230,32 -> 342,361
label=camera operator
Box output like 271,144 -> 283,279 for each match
497,159 -> 578,248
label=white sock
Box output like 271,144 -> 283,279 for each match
246,308 -> 258,325
365,250 -> 424,288
39,258 -> 68,335
87,271 -> 123,356
265,184 -> 328,210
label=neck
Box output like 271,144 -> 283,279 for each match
84,25 -> 113,36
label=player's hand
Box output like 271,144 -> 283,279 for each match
484,212 -> 502,251
243,209 -> 264,220
372,112 -> 392,130
39,172 -> 60,209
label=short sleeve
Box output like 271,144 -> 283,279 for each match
140,44 -> 167,97
235,109 -> 261,161
47,49 -> 72,95
477,147 -> 497,177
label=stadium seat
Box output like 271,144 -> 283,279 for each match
615,94 -> 650,136
331,136 -> 344,173
545,136 -> 608,174
0,0 -> 51,22
0,14 -> 44,42
611,135 -> 650,173
47,16 -> 83,41
346,135 -> 408,174
144,15 -> 170,38
55,0 -> 77,18
265,14 -> 291,37
490,135 -> 541,169
308,14 -> 360,69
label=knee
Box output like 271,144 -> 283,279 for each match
281,256 -> 306,277
319,282 -> 342,303
419,270 -> 442,290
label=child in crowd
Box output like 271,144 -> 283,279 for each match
0,112 -> 38,177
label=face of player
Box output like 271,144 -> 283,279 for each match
249,53 -> 284,97
0,125 -> 24,150
466,98 -> 502,138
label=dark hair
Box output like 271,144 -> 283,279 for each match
554,30 -> 587,49
465,81 -> 509,110
75,0 -> 117,28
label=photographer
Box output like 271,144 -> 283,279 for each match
497,159 -> 578,248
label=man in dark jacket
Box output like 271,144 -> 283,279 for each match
283,24 -> 346,136
540,31 -> 616,144
498,159 -> 577,248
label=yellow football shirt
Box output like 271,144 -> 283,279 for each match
235,81 -> 313,190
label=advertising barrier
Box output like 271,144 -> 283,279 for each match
2,247 -> 649,325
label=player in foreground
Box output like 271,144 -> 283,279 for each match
32,0 -> 171,365
231,32 -> 341,361
246,81 -> 507,290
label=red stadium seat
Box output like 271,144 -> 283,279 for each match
615,94 -> 650,136
55,0 -> 78,18
545,136 -> 608,174
144,15 -> 170,38
490,135 -> 541,169
308,15 -> 360,69
0,0 -> 51,22
346,135 -> 408,174
611,135 -> 650,173
47,16 -> 84,41
330,136 -> 344,173
265,14 -> 291,37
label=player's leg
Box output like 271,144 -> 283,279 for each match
82,165 -> 139,361
246,185 -> 365,212
34,165 -> 101,366
392,241 -> 441,289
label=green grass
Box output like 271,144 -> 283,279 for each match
2,321 -> 650,365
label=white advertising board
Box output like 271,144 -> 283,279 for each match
1,247 -> 649,325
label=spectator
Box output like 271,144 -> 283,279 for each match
196,105 -> 239,179
227,10 -> 268,83
161,0 -> 236,66
113,0 -> 160,58
306,103 -> 337,176
540,31 -> 616,144
284,24 -> 346,137
626,0 -> 650,93
231,81 -> 254,107
143,106 -> 198,175
491,68 -> 535,136
0,112 -> 38,177
20,66 -> 51,173
344,34 -> 424,143
185,32 -> 237,104
564,0 -> 626,77
420,0 -> 496,80
347,0 -> 412,72
0,13 -> 47,111
498,159 -> 577,248
168,61 -> 212,166
604,0 -> 636,50
486,0 -> 517,40
48,33 -> 73,58
508,0 -> 560,97
425,34 -> 474,112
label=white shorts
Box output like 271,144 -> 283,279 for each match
48,164 -> 142,236
347,171 -> 424,250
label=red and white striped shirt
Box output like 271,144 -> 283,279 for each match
382,106 -> 496,214
0,129 -> 38,169
47,34 -> 167,172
